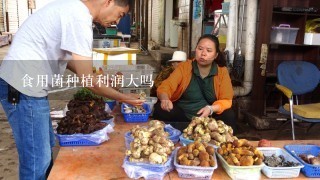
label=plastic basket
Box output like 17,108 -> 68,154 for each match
217,153 -> 264,180
174,146 -> 218,179
270,24 -> 299,44
105,28 -> 117,35
258,147 -> 304,178
125,124 -> 181,149
121,103 -> 151,123
222,2 -> 230,14
56,122 -> 113,147
122,153 -> 174,180
103,64 -> 155,88
284,145 -> 320,177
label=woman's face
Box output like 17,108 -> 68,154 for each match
195,38 -> 218,67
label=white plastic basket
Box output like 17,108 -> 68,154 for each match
173,147 -> 218,179
258,147 -> 304,178
103,64 -> 155,88
217,153 -> 264,180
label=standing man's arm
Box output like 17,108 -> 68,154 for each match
67,53 -> 144,106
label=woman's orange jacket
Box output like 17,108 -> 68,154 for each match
157,59 -> 234,114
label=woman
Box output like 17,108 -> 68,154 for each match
153,34 -> 235,131
150,51 -> 187,96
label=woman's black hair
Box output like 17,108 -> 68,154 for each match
196,34 -> 226,67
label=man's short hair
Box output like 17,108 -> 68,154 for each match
114,0 -> 130,7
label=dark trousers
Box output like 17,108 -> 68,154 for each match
153,102 -> 236,132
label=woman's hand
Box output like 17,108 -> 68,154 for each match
122,99 -> 145,106
121,93 -> 145,106
160,99 -> 173,112
197,105 -> 212,117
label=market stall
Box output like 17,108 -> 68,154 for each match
48,114 -> 320,179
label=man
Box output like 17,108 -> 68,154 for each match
150,51 -> 187,96
0,0 -> 143,179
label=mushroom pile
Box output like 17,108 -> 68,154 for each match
218,139 -> 264,166
182,117 -> 237,146
177,141 -> 216,167
57,88 -> 113,135
126,120 -> 175,164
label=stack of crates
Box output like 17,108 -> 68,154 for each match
222,2 -> 230,15
103,64 -> 155,96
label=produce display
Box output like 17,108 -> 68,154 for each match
122,92 -> 147,113
182,117 -> 237,146
176,141 -> 216,167
264,154 -> 300,167
57,88 -> 113,135
139,92 -> 147,100
123,104 -> 146,113
217,139 -> 264,166
299,154 -> 320,165
125,120 -> 175,164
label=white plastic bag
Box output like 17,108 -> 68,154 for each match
122,153 -> 174,180
56,119 -> 114,146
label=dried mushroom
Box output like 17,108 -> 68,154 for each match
218,139 -> 264,166
57,88 -> 113,135
299,154 -> 320,165
123,104 -> 146,113
177,141 -> 216,167
264,154 -> 300,167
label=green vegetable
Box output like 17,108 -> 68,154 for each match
73,88 -> 99,101
305,18 -> 320,33
73,88 -> 115,101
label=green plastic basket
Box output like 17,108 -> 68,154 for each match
105,28 -> 117,35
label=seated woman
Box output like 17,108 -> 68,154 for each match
153,34 -> 235,132
150,51 -> 187,96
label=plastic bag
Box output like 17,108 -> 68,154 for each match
124,124 -> 181,149
122,153 -> 174,180
101,117 -> 115,128
164,124 -> 181,143
56,119 -> 114,146
179,134 -> 219,148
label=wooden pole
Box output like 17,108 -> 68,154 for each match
143,0 -> 148,50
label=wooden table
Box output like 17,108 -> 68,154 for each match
48,115 -> 320,180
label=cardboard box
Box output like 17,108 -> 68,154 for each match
92,48 -> 140,69
93,39 -> 121,48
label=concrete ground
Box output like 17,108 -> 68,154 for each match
0,43 -> 320,179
